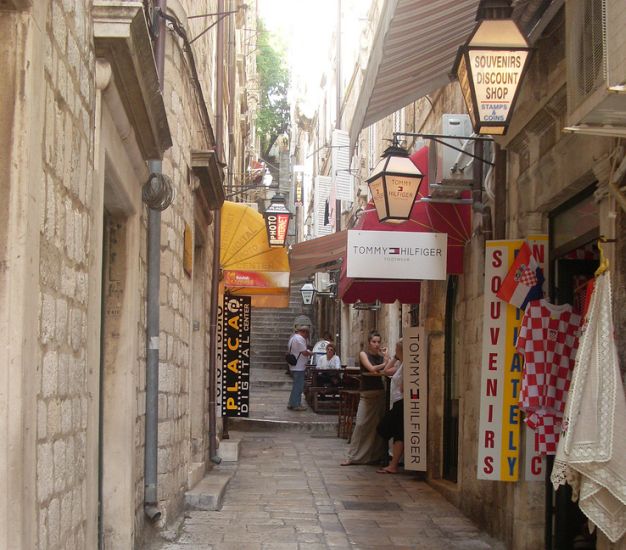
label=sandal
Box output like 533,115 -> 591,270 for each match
376,467 -> 397,474
340,460 -> 357,466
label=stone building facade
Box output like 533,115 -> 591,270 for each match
294,1 -> 625,548
0,0 -> 256,548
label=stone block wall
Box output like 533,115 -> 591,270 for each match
133,0 -> 219,530
37,1 -> 95,548
2,0 -> 254,547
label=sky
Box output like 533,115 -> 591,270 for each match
257,0 -> 372,109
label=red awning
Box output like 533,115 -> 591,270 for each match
338,146 -> 471,304
338,263 -> 421,304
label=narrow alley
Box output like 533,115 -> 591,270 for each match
2,1 -> 625,549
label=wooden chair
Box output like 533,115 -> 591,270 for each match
337,390 -> 360,439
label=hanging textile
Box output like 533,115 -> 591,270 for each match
516,300 -> 582,454
551,273 -> 626,543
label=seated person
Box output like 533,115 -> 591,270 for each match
316,342 -> 341,387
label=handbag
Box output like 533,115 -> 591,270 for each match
285,339 -> 299,366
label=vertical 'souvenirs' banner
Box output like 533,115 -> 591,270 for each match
221,294 -> 251,417
477,236 -> 547,481
403,326 -> 427,471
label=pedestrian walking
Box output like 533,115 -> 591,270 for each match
377,339 -> 404,474
286,323 -> 312,411
341,330 -> 393,465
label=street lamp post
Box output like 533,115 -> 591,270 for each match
367,143 -> 424,223
454,0 -> 531,136
263,193 -> 292,247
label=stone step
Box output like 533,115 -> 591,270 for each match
253,374 -> 291,383
250,357 -> 289,364
217,439 -> 240,462
251,362 -> 288,368
227,417 -> 337,434
250,342 -> 290,349
251,380 -> 292,390
184,472 -> 233,511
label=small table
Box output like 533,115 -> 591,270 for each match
305,367 -> 361,414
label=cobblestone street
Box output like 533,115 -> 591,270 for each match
147,380 -> 504,550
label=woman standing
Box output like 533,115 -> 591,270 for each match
376,339 -> 404,474
341,330 -> 394,466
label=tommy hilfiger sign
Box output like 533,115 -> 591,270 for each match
346,230 -> 447,280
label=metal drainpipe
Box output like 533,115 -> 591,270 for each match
209,0 -> 226,458
144,0 -> 167,522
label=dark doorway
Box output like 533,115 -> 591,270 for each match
547,186 -> 599,550
443,276 -> 459,482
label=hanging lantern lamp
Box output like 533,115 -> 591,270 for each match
263,193 -> 292,247
453,0 -> 531,135
367,144 -> 424,223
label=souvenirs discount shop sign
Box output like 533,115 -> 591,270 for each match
477,236 -> 547,481
403,326 -> 427,471
347,230 -> 447,280
220,294 -> 251,417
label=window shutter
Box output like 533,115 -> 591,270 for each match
332,129 -> 352,202
314,176 -> 332,236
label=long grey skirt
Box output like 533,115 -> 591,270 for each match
346,390 -> 387,464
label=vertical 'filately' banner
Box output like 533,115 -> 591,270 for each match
477,236 -> 547,481
403,326 -> 427,471
221,294 -> 251,417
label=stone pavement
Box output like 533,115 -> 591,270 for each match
147,378 -> 505,550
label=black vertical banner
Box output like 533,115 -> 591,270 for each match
221,294 -> 251,417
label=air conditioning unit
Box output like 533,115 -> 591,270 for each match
314,272 -> 331,293
565,0 -> 626,137
425,114 -> 475,204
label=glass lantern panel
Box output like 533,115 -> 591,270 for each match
369,177 -> 388,220
468,48 -> 529,127
457,54 -> 478,128
469,20 -> 528,48
384,174 -> 421,219
384,155 -> 420,175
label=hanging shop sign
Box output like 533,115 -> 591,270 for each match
346,230 -> 447,280
403,326 -> 427,471
221,294 -> 251,417
222,270 -> 290,289
293,165 -> 304,206
477,236 -> 547,481
263,194 -> 292,247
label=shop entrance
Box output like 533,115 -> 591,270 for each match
547,186 -> 599,550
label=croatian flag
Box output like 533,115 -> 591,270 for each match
496,242 -> 544,310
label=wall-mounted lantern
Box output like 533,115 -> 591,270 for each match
453,0 -> 531,136
263,193 -> 292,247
367,144 -> 424,223
300,282 -> 317,305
